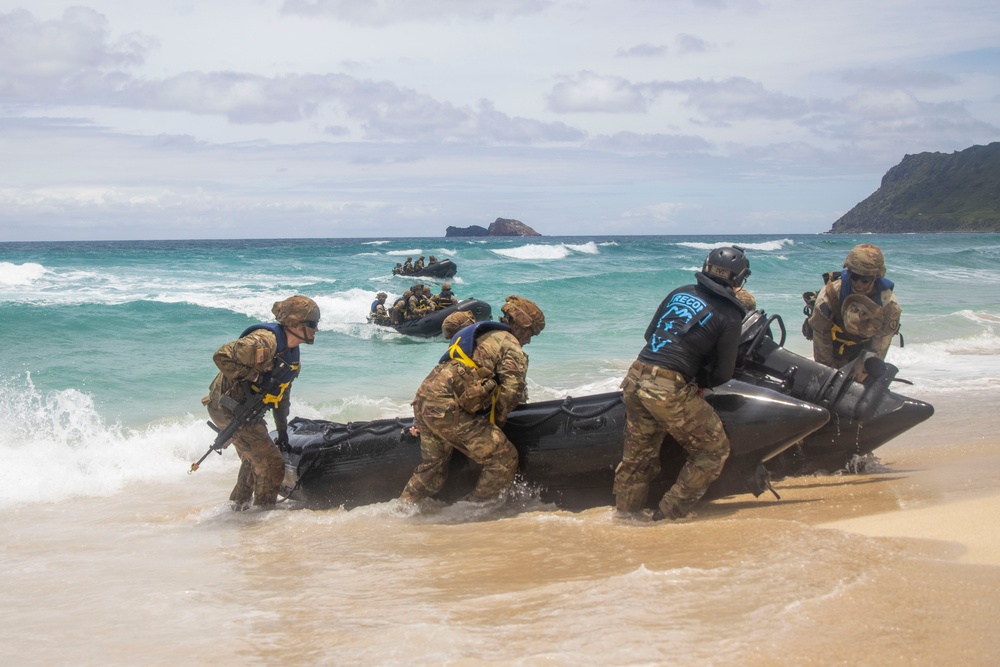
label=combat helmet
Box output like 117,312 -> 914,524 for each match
376,291 -> 388,300
702,246 -> 751,289
272,295 -> 321,343
441,283 -> 452,291
441,310 -> 476,338
500,295 -> 545,345
843,243 -> 886,278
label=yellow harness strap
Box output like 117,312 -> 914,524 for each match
830,324 -> 858,356
447,337 -> 478,369
256,361 -> 299,408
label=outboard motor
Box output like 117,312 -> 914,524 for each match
736,310 -> 897,423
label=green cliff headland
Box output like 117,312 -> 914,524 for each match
830,142 -> 1000,233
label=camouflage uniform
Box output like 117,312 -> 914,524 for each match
808,244 -> 902,368
614,249 -> 747,520
391,293 -> 410,324
433,283 -> 458,309
614,361 -> 730,518
204,328 -> 293,507
401,296 -> 545,504
203,296 -> 318,508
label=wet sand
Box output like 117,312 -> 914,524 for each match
3,391 -> 998,666
711,390 -> 1000,565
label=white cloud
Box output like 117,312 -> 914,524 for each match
547,71 -> 651,113
1,0 -> 999,240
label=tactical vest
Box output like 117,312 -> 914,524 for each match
240,323 -> 300,408
440,321 -> 513,418
818,271 -> 895,358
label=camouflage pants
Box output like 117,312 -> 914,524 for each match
613,360 -> 730,518
401,393 -> 518,502
207,404 -> 284,507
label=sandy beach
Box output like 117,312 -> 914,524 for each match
713,390 -> 1000,567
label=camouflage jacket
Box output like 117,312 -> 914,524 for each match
207,328 -> 298,419
809,278 -> 902,367
415,329 -> 528,425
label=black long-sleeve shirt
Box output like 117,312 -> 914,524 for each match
636,273 -> 745,387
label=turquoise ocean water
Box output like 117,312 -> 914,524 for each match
3,233 -> 1000,666
1,233 -> 997,508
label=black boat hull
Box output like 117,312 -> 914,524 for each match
383,298 -> 492,338
733,311 -> 935,475
280,309 -> 934,510
400,259 -> 458,279
280,383 -> 830,510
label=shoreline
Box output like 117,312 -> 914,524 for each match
710,389 -> 1000,566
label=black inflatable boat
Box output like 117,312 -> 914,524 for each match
279,384 -> 828,509
734,310 -> 934,475
378,298 -> 492,338
279,308 -> 933,510
394,259 -> 458,279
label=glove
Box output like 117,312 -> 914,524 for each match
274,429 -> 289,451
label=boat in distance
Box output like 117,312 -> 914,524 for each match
376,298 -> 492,338
394,259 -> 458,279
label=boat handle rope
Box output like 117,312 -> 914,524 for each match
510,395 -> 625,429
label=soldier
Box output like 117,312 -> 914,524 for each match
406,285 -> 429,320
414,255 -> 426,271
433,283 -> 458,309
441,309 -> 475,338
392,291 -> 411,324
428,255 -> 438,265
402,256 -> 414,274
614,247 -> 749,521
368,291 -> 391,326
400,296 -> 545,504
807,243 -> 902,368
734,287 -> 757,312
392,262 -> 403,276
203,295 -> 320,509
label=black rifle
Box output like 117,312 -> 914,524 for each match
189,358 -> 291,474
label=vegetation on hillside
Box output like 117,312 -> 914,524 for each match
831,142 -> 1000,233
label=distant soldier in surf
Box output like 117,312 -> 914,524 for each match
402,257 -> 414,274
368,292 -> 391,326
432,283 -> 458,310
203,296 -> 320,509
805,243 -> 902,369
615,247 -> 750,521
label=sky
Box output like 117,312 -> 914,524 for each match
1,0 -> 998,241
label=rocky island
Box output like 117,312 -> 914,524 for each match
446,217 -> 541,237
830,142 -> 1000,233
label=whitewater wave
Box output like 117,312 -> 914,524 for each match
0,372 -> 228,508
0,261 -> 47,286
677,239 -> 795,252
492,242 -> 601,260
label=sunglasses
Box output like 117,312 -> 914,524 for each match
848,272 -> 875,285
303,320 -> 320,329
